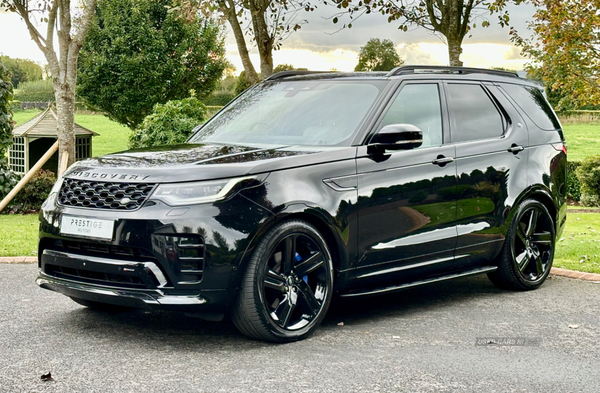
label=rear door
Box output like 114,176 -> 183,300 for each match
446,81 -> 529,269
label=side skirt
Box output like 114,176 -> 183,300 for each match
339,266 -> 497,298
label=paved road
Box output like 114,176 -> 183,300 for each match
1,263 -> 600,392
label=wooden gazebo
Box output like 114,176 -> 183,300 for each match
8,107 -> 98,175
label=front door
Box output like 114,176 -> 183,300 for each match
355,82 -> 458,285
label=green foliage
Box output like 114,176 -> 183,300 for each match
354,38 -> 404,72
567,161 -> 582,201
205,91 -> 235,106
77,0 -> 227,129
11,169 -> 55,212
235,71 -> 254,95
14,79 -> 55,102
0,60 -> 14,163
0,164 -> 20,201
576,155 -> 600,206
0,56 -> 44,89
129,97 -> 206,149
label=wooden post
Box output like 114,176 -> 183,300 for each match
0,140 -> 59,212
58,149 -> 69,177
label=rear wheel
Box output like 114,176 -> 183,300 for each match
69,297 -> 133,312
488,199 -> 555,290
231,220 -> 334,342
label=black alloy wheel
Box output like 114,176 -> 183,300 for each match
488,199 -> 555,290
232,220 -> 334,342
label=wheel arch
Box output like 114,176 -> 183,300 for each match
512,185 -> 558,230
233,203 -> 349,286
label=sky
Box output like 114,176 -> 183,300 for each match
0,3 -> 537,73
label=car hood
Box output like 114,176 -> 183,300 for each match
63,143 -> 356,183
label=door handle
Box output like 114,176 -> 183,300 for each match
507,144 -> 524,154
432,156 -> 454,166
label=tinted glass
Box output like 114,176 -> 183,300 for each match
447,84 -> 504,142
381,84 -> 443,147
500,83 -> 561,130
190,80 -> 386,147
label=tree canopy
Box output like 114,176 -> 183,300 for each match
0,56 -> 43,89
354,38 -> 404,71
512,0 -> 600,109
77,0 -> 227,129
333,0 -> 523,66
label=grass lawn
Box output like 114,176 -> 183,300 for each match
74,114 -> 130,156
562,123 -> 600,162
0,214 -> 39,257
12,109 -> 42,126
554,212 -> 600,274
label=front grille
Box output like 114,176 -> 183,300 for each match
58,178 -> 157,210
45,264 -> 146,288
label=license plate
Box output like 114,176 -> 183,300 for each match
60,215 -> 115,240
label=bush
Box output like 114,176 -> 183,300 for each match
576,155 -> 600,206
14,79 -> 55,102
567,161 -> 581,201
129,97 -> 206,149
0,164 -> 20,201
205,91 -> 235,106
11,169 -> 56,213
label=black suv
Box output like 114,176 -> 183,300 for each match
37,66 -> 567,342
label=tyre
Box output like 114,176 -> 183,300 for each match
69,297 -> 133,312
231,220 -> 334,342
488,199 -> 555,290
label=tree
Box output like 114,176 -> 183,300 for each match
333,0 -> 523,66
177,0 -> 312,82
0,60 -> 14,162
511,0 -> 600,108
0,56 -> 44,89
1,0 -> 97,171
354,38 -> 404,71
77,0 -> 227,129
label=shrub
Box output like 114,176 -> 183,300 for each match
14,79 -> 55,102
129,97 -> 206,149
566,161 -> 581,201
11,169 -> 56,212
205,91 -> 235,106
576,155 -> 600,206
0,164 -> 20,201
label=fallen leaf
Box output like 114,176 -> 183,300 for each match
568,324 -> 579,329
41,372 -> 54,382
392,336 -> 401,339
337,322 -> 344,326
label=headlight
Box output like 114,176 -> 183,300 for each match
149,175 -> 266,206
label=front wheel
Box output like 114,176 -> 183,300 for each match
231,220 -> 334,342
488,199 -> 555,290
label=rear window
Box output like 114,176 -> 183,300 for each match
500,84 -> 561,130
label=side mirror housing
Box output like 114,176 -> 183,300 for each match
368,124 -> 423,154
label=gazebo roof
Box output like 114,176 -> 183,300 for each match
12,107 -> 99,138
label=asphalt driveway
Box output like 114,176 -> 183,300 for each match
1,263 -> 599,392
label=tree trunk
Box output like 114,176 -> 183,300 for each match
223,0 -> 260,84
54,81 -> 76,172
447,38 -> 463,67
251,10 -> 274,78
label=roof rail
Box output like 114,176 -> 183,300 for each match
387,65 -> 518,78
265,70 -> 333,81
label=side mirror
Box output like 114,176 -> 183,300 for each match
368,124 -> 423,154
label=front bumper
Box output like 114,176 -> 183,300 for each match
36,270 -> 234,312
37,189 -> 272,312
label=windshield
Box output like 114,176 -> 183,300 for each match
189,79 -> 387,146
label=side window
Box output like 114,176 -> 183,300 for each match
446,84 -> 504,143
380,84 -> 443,147
500,83 -> 561,130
